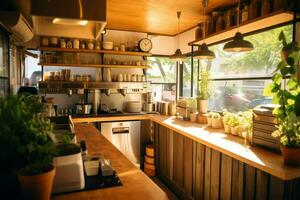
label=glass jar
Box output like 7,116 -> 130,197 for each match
49,37 -> 58,47
195,23 -> 203,40
73,38 -> 80,49
95,41 -> 101,50
241,5 -> 249,23
216,13 -> 225,32
87,40 -> 94,50
208,12 -> 219,35
250,0 -> 262,20
41,37 -> 49,47
261,0 -> 271,16
60,39 -> 66,48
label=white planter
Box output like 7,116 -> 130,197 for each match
224,124 -> 231,134
212,118 -> 222,129
197,99 -> 208,114
207,118 -> 212,127
231,126 -> 239,135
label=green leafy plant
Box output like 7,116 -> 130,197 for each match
227,113 -> 240,127
0,95 -> 57,175
212,113 -> 221,119
222,111 -> 233,126
207,112 -> 214,119
197,68 -> 213,100
186,97 -> 197,112
264,31 -> 300,147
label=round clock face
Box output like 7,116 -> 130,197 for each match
139,38 -> 152,52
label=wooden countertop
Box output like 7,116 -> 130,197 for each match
52,123 -> 169,200
70,114 -> 300,180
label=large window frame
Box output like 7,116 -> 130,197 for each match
182,22 -> 294,111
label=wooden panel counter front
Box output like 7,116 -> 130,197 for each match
52,123 -> 169,200
71,114 -> 300,181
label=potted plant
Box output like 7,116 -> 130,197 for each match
197,68 -> 213,114
228,114 -> 240,136
207,112 -> 214,127
187,98 -> 198,122
222,111 -> 233,134
264,31 -> 300,166
211,113 -> 222,129
0,94 -> 57,199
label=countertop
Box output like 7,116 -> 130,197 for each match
70,114 -> 300,181
52,123 -> 169,200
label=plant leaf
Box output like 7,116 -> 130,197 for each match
280,66 -> 289,76
287,79 -> 299,90
272,73 -> 282,85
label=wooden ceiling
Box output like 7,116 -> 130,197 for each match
106,0 -> 236,36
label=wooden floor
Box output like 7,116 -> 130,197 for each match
151,177 -> 178,200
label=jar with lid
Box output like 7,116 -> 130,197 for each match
87,40 -> 94,50
216,12 -> 225,32
80,41 -> 86,49
49,37 -> 58,47
60,39 -> 66,48
95,41 -> 101,50
250,0 -> 262,20
41,37 -> 49,47
195,23 -> 203,40
261,0 -> 271,16
241,4 -> 249,23
73,38 -> 80,49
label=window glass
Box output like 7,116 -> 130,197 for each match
200,24 -> 293,112
199,25 -> 293,79
147,56 -> 176,83
182,58 -> 198,97
24,50 -> 41,87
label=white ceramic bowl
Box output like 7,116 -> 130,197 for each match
102,41 -> 113,50
127,101 -> 142,113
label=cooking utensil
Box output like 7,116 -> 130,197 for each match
126,101 -> 142,113
75,103 -> 92,115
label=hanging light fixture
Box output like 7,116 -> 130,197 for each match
223,0 -> 254,52
194,0 -> 215,60
170,11 -> 186,61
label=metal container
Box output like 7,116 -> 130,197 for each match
75,103 -> 92,115
162,102 -> 169,115
143,103 -> 153,112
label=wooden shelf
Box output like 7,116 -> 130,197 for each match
39,47 -> 152,56
38,63 -> 150,69
189,11 -> 293,46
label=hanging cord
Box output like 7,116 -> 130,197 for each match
177,11 -> 181,49
202,0 -> 208,43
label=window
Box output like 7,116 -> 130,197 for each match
182,57 -> 198,97
197,24 -> 293,112
24,50 -> 41,87
147,56 -> 177,101
0,29 -> 9,96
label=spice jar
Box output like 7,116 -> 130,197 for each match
87,40 -> 94,50
41,37 -> 49,47
250,0 -> 262,20
80,41 -> 86,49
95,41 -> 101,50
261,0 -> 271,16
241,4 -> 249,23
195,23 -> 203,40
216,13 -> 224,32
60,39 -> 66,48
49,37 -> 58,47
73,38 -> 80,49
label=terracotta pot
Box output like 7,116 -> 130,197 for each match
18,165 -> 56,200
207,118 -> 212,127
190,112 -> 198,122
197,99 -> 208,114
280,145 -> 300,166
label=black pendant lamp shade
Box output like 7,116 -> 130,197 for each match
194,43 -> 215,60
170,48 -> 186,61
223,32 -> 254,53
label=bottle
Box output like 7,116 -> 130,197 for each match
195,23 -> 203,40
261,0 -> 271,16
241,4 -> 249,23
73,38 -> 80,49
60,39 -> 66,48
216,13 -> 225,32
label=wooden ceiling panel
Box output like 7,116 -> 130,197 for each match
106,0 -> 236,35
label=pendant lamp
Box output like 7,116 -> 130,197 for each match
223,0 -> 254,52
170,11 -> 186,61
194,0 -> 215,60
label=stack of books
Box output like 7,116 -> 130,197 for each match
252,104 -> 280,153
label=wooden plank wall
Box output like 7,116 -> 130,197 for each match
153,123 -> 300,200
